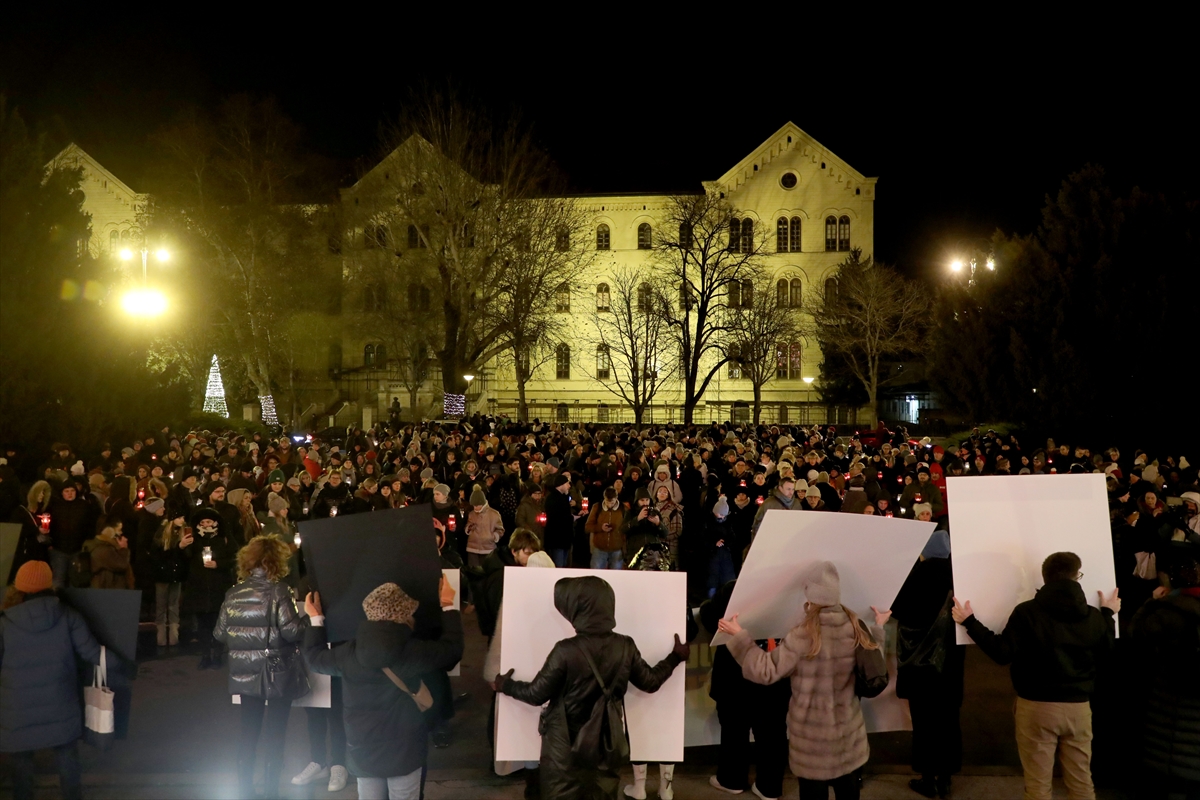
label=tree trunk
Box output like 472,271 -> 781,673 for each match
752,382 -> 763,424
408,386 -> 420,421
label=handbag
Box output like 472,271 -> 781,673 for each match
570,640 -> 630,771
853,620 -> 889,699
262,592 -> 310,701
382,667 -> 435,718
1133,551 -> 1157,580
83,646 -> 115,750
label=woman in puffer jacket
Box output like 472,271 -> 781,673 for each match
213,534 -> 306,799
718,561 -> 884,800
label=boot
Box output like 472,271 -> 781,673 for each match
168,623 -> 179,646
209,646 -> 224,670
908,775 -> 937,799
935,775 -> 952,798
623,763 -> 647,799
197,643 -> 211,670
523,767 -> 540,800
156,624 -> 167,647
658,764 -> 674,800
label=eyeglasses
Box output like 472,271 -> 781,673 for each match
1075,572 -> 1084,581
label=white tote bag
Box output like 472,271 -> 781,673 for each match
84,646 -> 115,741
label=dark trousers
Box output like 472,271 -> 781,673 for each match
306,677 -> 346,767
798,769 -> 860,800
10,742 -> 81,800
715,696 -> 788,797
197,611 -> 219,650
908,692 -> 962,777
707,548 -> 737,597
238,695 -> 292,796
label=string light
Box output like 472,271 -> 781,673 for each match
444,393 -> 466,416
259,394 -> 279,427
203,355 -> 228,416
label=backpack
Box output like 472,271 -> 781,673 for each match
69,549 -> 93,588
568,640 -> 630,771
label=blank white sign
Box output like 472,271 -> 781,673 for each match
711,510 -> 935,647
496,568 -> 687,763
443,568 -> 460,676
947,474 -> 1118,645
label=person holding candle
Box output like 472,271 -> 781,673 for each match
184,507 -> 235,669
150,505 -> 192,647
585,487 -> 626,570
516,484 -> 547,544
6,481 -> 53,585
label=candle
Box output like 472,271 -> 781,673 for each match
581,497 -> 589,512
756,496 -> 764,505
329,506 -> 338,517
537,512 -> 547,525
202,547 -> 212,564
448,515 -> 457,531
294,532 -> 302,547
38,513 -> 51,534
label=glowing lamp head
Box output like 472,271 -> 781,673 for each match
121,288 -> 168,316
155,249 -> 170,263
802,376 -> 815,385
985,256 -> 995,270
119,248 -> 134,261
950,259 -> 964,272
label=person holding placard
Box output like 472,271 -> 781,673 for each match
953,551 -> 1119,800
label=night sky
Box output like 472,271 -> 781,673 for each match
3,20 -> 1192,281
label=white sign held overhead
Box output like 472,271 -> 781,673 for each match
947,474 -> 1118,645
496,568 -> 687,764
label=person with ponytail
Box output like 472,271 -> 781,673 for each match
718,561 -> 883,800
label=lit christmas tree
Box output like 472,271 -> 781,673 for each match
259,394 -> 279,427
202,355 -> 228,416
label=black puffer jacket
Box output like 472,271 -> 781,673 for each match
500,576 -> 683,798
1130,594 -> 1200,783
304,612 -> 463,777
213,569 -> 306,696
963,579 -> 1115,702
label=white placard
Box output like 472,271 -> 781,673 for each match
711,510 -> 935,647
443,568 -> 461,676
234,671 -> 331,707
948,474 -> 1118,645
496,568 -> 687,763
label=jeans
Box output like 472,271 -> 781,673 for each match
10,742 -> 81,800
1014,697 -> 1094,800
707,547 -> 737,597
155,582 -> 181,626
549,548 -> 570,568
238,695 -> 292,797
357,768 -> 422,800
590,548 -> 623,569
48,548 -> 72,589
306,677 -> 346,766
798,768 -> 860,800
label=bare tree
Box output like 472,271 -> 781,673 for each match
591,267 -> 673,426
810,249 -> 928,423
651,192 -> 769,423
729,277 -> 805,423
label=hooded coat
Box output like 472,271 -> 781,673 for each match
0,593 -> 103,752
82,529 -> 132,589
304,610 -> 463,778
500,576 -> 683,800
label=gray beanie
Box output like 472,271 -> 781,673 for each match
713,496 -> 730,518
420,467 -> 434,481
802,561 -> 840,607
434,483 -> 452,498
268,492 -> 288,514
470,484 -> 487,507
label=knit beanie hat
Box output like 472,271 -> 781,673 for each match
434,483 -> 452,498
912,502 -> 933,517
14,560 -> 53,593
267,469 -> 286,485
553,473 -> 570,488
802,561 -> 840,607
144,498 -> 165,515
420,468 -> 434,481
362,582 -> 419,627
713,496 -> 730,518
268,492 -> 289,514
805,485 -> 822,499
527,551 -> 556,568
470,484 -> 487,507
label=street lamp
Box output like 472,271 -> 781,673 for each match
120,245 -> 169,316
949,253 -> 995,288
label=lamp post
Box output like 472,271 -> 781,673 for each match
949,253 -> 995,288
119,246 -> 169,316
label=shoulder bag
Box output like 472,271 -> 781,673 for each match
570,640 -> 630,771
382,667 -> 436,719
83,646 -> 115,750
853,619 -> 889,699
262,588 -> 310,701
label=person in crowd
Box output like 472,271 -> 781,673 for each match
516,484 -> 546,544
585,487 -> 626,570
475,529 -> 543,642
718,561 -> 885,800
953,552 -> 1119,800
150,506 -> 191,648
185,508 -> 236,669
7,480 -> 52,584
653,484 -> 684,564
872,531 -> 963,798
1,561 -> 104,800
466,483 -> 506,569
81,517 -> 132,589
706,496 -> 738,599
751,476 -> 799,541
227,487 -> 263,544
311,469 -> 351,519
213,534 -> 306,799
801,484 -> 827,511
303,578 -> 463,800
494,575 -> 690,799
48,481 -> 91,588
543,474 -> 576,568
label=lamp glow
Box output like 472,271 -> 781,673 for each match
463,374 -> 475,383
119,248 -> 134,261
950,259 -> 964,272
121,288 -> 167,316
802,376 -> 815,384
985,256 -> 995,270
155,249 -> 170,263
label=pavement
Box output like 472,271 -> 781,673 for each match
0,608 -> 1142,799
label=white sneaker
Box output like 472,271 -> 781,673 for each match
751,783 -> 779,800
291,761 -> 329,786
709,774 -> 744,795
328,765 -> 348,792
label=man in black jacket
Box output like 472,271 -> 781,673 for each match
953,551 -> 1119,800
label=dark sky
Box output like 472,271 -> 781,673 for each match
3,20 -> 1192,281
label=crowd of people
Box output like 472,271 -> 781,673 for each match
0,419 -> 1197,800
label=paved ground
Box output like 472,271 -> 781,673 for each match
1,609 -> 1142,799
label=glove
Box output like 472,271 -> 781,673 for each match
671,633 -> 690,661
493,668 -> 515,693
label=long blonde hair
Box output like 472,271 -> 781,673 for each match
801,602 -> 879,660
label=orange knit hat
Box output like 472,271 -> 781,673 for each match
14,560 -> 53,594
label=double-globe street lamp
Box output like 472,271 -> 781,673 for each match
119,245 -> 170,316
949,253 -> 995,288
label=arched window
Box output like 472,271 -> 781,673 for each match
741,280 -> 754,308
637,282 -> 652,313
555,343 -> 571,380
363,344 -> 376,367
109,230 -> 119,249
556,229 -> 570,251
596,344 -> 611,379
776,217 -> 789,252
375,344 -> 387,365
555,282 -> 571,313
462,221 -> 475,248
740,219 -> 753,253
825,277 -> 839,302
789,278 -> 803,308
727,281 -> 741,308
408,282 -> 431,311
596,224 -> 610,250
838,216 -> 850,251
774,341 -> 802,379
637,223 -> 652,249
679,222 -> 693,250
729,218 -> 740,251
596,283 -> 611,312
825,216 -> 837,252
728,342 -> 744,379
679,281 -> 694,311
776,342 -> 789,379
789,342 -> 802,377
407,224 -> 422,249
777,278 -> 789,307
790,217 -> 802,252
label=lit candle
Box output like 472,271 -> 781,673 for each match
447,515 -> 457,531
581,497 -> 589,513
38,513 -> 51,533
330,506 -> 338,517
294,532 -> 302,547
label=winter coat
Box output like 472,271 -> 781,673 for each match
962,579 -> 1115,702
500,576 -> 683,797
751,487 -> 799,541
542,489 -> 575,552
6,507 -> 51,584
475,547 -> 516,638
48,495 -> 90,555
182,530 -> 237,615
1130,594 -> 1200,783
890,557 -> 964,704
728,603 -> 876,781
585,502 -> 625,553
648,473 -> 683,506
311,482 -> 351,520
149,523 -> 191,584
0,593 -> 102,752
213,569 -> 306,697
900,480 -> 944,518
840,487 -> 871,515
466,503 -> 505,556
699,582 -> 790,707
82,530 -> 132,589
623,518 -> 667,565
515,495 -> 546,541
304,612 -> 463,778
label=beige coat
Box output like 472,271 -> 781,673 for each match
728,606 -> 873,781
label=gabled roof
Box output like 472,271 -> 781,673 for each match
49,143 -> 145,200
714,121 -> 877,194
